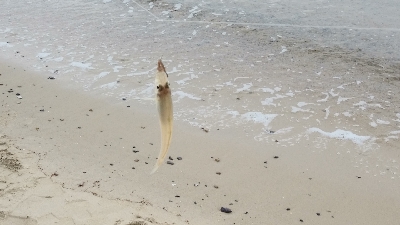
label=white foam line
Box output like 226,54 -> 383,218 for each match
317,92 -> 329,102
329,89 -> 339,97
234,77 -> 249,81
241,112 -> 277,128
308,128 -> 371,145
173,91 -> 201,102
155,19 -> 400,32
236,83 -> 252,93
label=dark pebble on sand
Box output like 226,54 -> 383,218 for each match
132,167 -> 135,169
133,150 -> 139,153
175,195 -> 180,198
16,93 -> 20,96
216,172 -> 221,175
48,76 -> 55,80
300,219 -> 304,222
110,163 -> 113,166
275,140 -> 279,142
40,109 -> 44,112
316,213 -> 320,216
274,156 -> 279,159
134,159 -> 139,162
264,161 -> 267,164
167,161 -> 174,165
177,157 -> 182,160
169,156 -> 173,160
122,98 -> 126,100
220,207 -> 232,213
245,212 -> 248,214
127,106 -> 130,107
286,208 -> 291,211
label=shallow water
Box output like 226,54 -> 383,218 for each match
1,0 -> 400,179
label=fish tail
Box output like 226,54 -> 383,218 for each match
150,159 -> 162,175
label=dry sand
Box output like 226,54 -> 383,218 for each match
1,0 -> 400,225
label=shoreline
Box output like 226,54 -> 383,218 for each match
1,61 -> 400,224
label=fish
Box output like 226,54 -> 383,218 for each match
151,59 -> 173,174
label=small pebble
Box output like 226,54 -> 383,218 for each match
167,161 -> 174,165
48,76 -> 55,80
274,156 -> 279,159
213,185 -> 218,189
177,157 -> 182,160
201,127 -> 209,133
316,213 -> 320,216
220,207 -> 232,213
134,159 -> 139,162
216,172 -> 221,175
169,156 -> 173,160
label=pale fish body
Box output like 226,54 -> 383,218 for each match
151,59 -> 173,174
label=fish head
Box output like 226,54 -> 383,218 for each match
155,59 -> 170,96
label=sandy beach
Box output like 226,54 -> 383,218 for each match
1,0 -> 400,224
